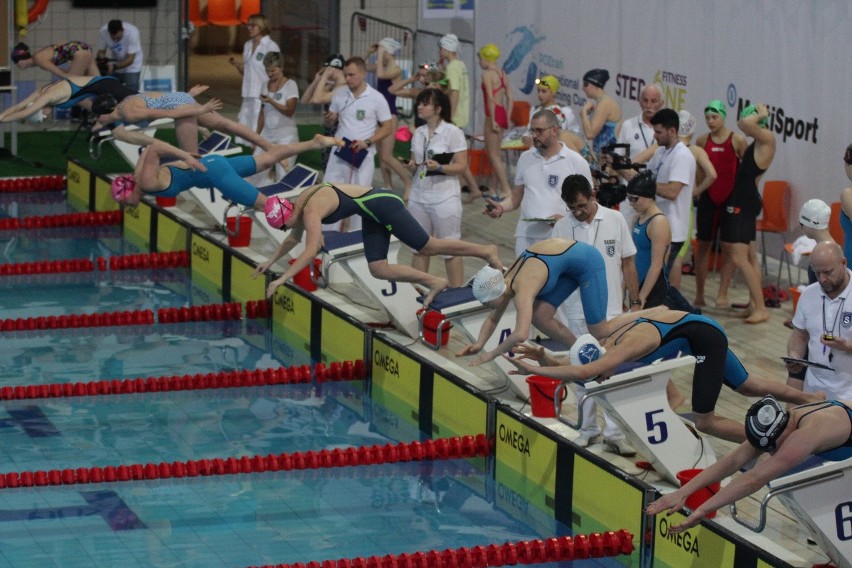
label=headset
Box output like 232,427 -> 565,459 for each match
745,395 -> 789,452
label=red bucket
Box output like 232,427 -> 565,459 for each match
226,216 -> 253,247
419,310 -> 452,347
156,196 -> 177,207
676,468 -> 721,518
288,258 -> 321,292
526,375 -> 562,418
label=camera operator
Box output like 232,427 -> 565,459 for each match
614,109 -> 695,283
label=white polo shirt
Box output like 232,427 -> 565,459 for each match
552,205 -> 636,320
99,22 -> 143,74
513,143 -> 593,240
792,271 -> 852,399
409,121 -> 467,205
241,35 -> 280,98
646,141 -> 695,242
329,84 -> 391,147
617,114 -> 656,158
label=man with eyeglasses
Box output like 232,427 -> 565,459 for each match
786,241 -> 852,401
550,174 -> 639,455
96,20 -> 143,91
484,110 -> 592,256
616,109 -> 696,283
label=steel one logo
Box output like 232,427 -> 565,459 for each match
652,69 -> 688,111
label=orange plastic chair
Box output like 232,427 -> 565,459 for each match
189,0 -> 208,28
755,180 -> 791,284
239,0 -> 260,24
510,100 -> 531,128
829,201 -> 845,246
207,0 -> 242,26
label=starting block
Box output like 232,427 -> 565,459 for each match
731,455 -> 852,568
554,355 -> 716,484
313,230 -> 422,338
416,286 -> 526,396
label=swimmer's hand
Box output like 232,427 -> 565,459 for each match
501,353 -> 538,376
646,492 -> 707,534
200,98 -> 223,114
188,84 -> 210,97
252,259 -> 275,279
510,342 -> 545,362
456,343 -> 483,358
266,276 -> 287,299
184,155 -> 206,172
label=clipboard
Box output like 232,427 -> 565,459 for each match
522,217 -> 557,223
334,138 -> 369,168
781,356 -> 835,371
424,152 -> 454,177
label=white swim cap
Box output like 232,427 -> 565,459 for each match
440,34 -> 459,52
678,110 -> 696,137
569,334 -> 606,366
471,266 -> 506,303
26,109 -> 45,124
378,37 -> 400,54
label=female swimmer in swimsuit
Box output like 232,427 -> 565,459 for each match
478,43 -> 513,199
253,184 -> 504,303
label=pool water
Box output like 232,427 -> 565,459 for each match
0,200 -> 614,567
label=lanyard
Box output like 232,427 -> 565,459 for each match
654,145 -> 677,178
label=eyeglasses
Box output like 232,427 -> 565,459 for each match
626,195 -> 640,202
530,126 -> 554,136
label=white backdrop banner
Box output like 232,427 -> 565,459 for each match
473,0 -> 851,223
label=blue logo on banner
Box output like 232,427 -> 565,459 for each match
727,84 -> 737,108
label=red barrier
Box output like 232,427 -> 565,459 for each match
247,530 -> 634,568
0,435 -> 492,491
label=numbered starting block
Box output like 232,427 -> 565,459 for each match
313,230 -> 422,338
554,355 -> 716,484
416,286 -> 526,396
731,455 -> 852,568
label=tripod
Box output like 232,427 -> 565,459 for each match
63,109 -> 95,155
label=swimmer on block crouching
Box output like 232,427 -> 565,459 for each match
253,184 -> 504,304
109,134 -> 343,208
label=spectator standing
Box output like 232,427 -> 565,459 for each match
97,20 -> 143,91
255,52 -> 299,180
841,144 -> 852,260
301,54 -> 346,170
552,175 -> 639,455
230,14 -> 280,146
579,68 -> 621,157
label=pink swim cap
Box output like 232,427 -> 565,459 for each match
110,174 -> 136,203
265,195 -> 294,229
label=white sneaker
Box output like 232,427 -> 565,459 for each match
574,432 -> 602,448
604,437 -> 637,457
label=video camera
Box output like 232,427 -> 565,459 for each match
96,57 -> 114,76
601,143 -> 645,172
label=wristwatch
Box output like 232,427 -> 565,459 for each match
365,139 -> 373,147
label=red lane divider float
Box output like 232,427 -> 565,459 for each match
0,251 -> 190,276
0,360 -> 366,400
0,210 -> 122,230
0,258 -> 94,275
0,309 -> 154,332
158,302 -> 243,323
249,530 -> 634,568
0,176 -> 65,193
0,434 -> 491,490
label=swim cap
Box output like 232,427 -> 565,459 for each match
844,143 -> 852,165
582,69 -> 610,89
740,104 -> 769,127
471,266 -> 506,304
110,174 -> 136,203
11,42 -> 31,63
478,43 -> 500,62
92,94 -> 118,116
264,195 -> 294,229
745,395 -> 789,452
378,37 -> 400,54
324,53 -> 345,70
799,199 -> 831,230
626,169 -> 657,198
26,108 -> 46,124
704,99 -> 727,118
678,110 -> 696,137
568,334 -> 606,366
535,75 -> 560,93
439,34 -> 459,52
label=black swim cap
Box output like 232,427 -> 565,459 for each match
92,94 -> 118,116
11,42 -> 32,63
745,395 -> 789,452
626,169 -> 656,198
324,54 -> 345,70
583,68 -> 610,88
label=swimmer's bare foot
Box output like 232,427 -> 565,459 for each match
744,308 -> 770,324
714,296 -> 730,308
313,134 -> 344,148
483,244 -> 503,270
422,277 -> 449,308
693,295 -> 706,307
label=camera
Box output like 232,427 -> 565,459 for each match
601,143 -> 645,172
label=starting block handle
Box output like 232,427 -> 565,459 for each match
555,376 -> 654,430
730,469 -> 844,532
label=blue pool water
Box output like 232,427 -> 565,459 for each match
0,201 -> 614,567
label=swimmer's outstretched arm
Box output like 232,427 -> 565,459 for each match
0,81 -> 67,122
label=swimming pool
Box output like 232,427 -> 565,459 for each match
0,196 -> 615,567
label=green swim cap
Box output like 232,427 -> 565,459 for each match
740,104 -> 769,127
704,99 -> 726,118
